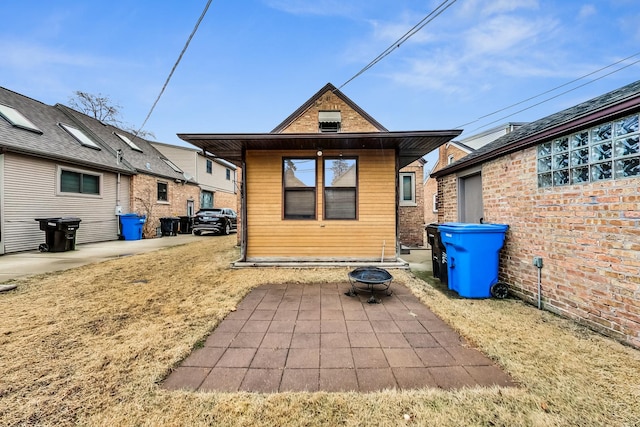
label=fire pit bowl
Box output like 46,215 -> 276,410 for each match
346,267 -> 393,304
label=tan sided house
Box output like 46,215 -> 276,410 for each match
432,80 -> 640,348
179,83 -> 460,264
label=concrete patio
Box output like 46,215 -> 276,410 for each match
163,280 -> 515,393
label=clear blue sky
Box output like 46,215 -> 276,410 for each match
1,0 -> 639,166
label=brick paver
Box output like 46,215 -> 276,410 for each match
163,282 -> 516,393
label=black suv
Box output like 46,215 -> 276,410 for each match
192,208 -> 237,235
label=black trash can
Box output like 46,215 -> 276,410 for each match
159,217 -> 179,236
426,223 -> 447,284
35,217 -> 82,252
178,216 -> 193,234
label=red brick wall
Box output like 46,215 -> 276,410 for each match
279,90 -> 380,133
130,174 -> 200,238
437,146 -> 640,348
399,160 -> 425,247
425,144 -> 471,225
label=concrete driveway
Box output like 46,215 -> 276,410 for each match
0,234 -> 209,283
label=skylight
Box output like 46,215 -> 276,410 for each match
0,103 -> 43,134
114,132 -> 143,152
162,158 -> 182,173
59,123 -> 101,150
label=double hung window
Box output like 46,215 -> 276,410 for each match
283,158 -> 316,219
324,158 -> 357,219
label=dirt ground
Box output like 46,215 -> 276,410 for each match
1,235 -> 639,426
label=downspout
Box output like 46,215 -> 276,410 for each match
240,158 -> 247,262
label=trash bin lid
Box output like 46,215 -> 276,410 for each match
439,222 -> 508,233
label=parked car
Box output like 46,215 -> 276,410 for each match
192,208 -> 237,235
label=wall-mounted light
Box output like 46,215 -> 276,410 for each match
317,149 -> 323,157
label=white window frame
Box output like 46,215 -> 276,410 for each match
399,172 -> 417,206
432,193 -> 438,212
447,155 -> 455,165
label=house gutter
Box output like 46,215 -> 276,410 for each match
432,95 -> 640,178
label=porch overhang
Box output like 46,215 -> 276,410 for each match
178,130 -> 462,169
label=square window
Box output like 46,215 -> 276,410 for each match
157,182 -> 168,202
319,111 -> 341,133
591,162 -> 612,181
615,157 -> 640,178
614,115 -> 638,136
614,136 -> 639,158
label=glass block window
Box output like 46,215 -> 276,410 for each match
537,113 -> 640,187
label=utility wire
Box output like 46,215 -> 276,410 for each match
336,0 -> 457,91
136,0 -> 213,138
456,50 -> 640,129
462,57 -> 640,135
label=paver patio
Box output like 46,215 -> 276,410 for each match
163,282 -> 515,392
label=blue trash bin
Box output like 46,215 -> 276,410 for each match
120,214 -> 146,240
439,222 -> 509,298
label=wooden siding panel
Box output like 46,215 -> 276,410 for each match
245,149 -> 396,261
2,153 -> 126,253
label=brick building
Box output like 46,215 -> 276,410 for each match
432,81 -> 640,348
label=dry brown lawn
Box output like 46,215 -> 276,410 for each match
1,235 -> 639,426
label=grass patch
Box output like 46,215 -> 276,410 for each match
1,236 -> 639,426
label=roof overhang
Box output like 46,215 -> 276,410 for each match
178,130 -> 462,169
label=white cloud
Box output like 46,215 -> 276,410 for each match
464,15 -> 557,55
578,4 -> 597,20
0,40 -> 108,69
263,0 -> 363,17
456,0 -> 539,19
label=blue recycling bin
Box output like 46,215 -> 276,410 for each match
439,222 -> 509,298
119,214 -> 146,240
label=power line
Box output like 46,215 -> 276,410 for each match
336,0 -> 457,91
136,0 -> 213,137
456,51 -> 640,129
462,57 -> 640,135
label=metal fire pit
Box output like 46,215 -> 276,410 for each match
346,267 -> 393,304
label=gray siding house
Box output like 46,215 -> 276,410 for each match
0,87 -> 134,253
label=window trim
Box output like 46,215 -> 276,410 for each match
157,181 -> 169,203
226,168 -> 231,180
56,165 -> 103,198
323,157 -> 358,220
432,193 -> 438,213
399,172 -> 417,206
283,157 -> 317,220
206,159 -> 213,174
